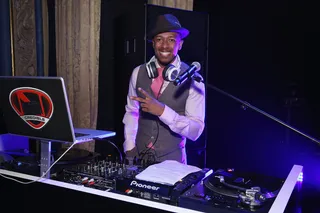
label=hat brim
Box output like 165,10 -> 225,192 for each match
147,28 -> 189,41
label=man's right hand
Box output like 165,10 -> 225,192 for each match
125,147 -> 138,158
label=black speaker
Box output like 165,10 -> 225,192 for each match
97,0 -> 209,167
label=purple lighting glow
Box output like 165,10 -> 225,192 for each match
297,172 -> 303,182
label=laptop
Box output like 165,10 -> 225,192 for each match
0,76 -> 115,144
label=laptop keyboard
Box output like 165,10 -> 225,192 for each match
75,132 -> 90,137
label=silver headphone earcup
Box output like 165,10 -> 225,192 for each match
146,61 -> 158,79
163,64 -> 179,82
146,63 -> 153,78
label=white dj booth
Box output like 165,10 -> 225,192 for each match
0,166 -> 303,213
0,133 -> 303,213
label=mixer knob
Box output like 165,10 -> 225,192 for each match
88,178 -> 95,186
100,166 -> 105,176
82,177 -> 89,184
118,168 -> 123,175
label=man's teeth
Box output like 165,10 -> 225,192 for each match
160,52 -> 170,56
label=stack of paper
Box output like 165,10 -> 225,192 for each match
135,160 -> 201,186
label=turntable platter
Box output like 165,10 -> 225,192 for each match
205,169 -> 283,198
179,169 -> 285,213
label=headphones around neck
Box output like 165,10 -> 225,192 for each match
146,56 -> 180,82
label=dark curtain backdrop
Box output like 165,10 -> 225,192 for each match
0,0 -> 12,134
0,0 -> 12,77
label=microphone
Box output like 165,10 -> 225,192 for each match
174,62 -> 201,86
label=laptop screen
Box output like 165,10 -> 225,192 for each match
0,76 -> 76,143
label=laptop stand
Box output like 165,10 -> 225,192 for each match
40,140 -> 52,178
38,133 -> 115,178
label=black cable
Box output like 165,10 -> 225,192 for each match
93,138 -> 123,163
138,120 -> 159,162
138,82 -> 164,162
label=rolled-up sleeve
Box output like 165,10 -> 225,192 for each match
159,80 -> 205,141
122,66 -> 140,152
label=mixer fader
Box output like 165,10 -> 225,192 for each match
54,158 -> 143,191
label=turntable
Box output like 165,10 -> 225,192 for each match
179,168 -> 285,213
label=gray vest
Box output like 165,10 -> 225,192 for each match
135,62 -> 191,164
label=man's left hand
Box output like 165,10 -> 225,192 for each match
130,87 -> 165,116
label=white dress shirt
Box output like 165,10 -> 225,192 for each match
122,56 -> 206,152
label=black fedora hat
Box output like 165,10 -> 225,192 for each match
147,14 -> 189,41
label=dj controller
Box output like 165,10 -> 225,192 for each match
1,156 -> 287,213
52,159 -> 212,206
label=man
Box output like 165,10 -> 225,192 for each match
122,14 -> 205,164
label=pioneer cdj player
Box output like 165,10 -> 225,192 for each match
115,167 -> 212,205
